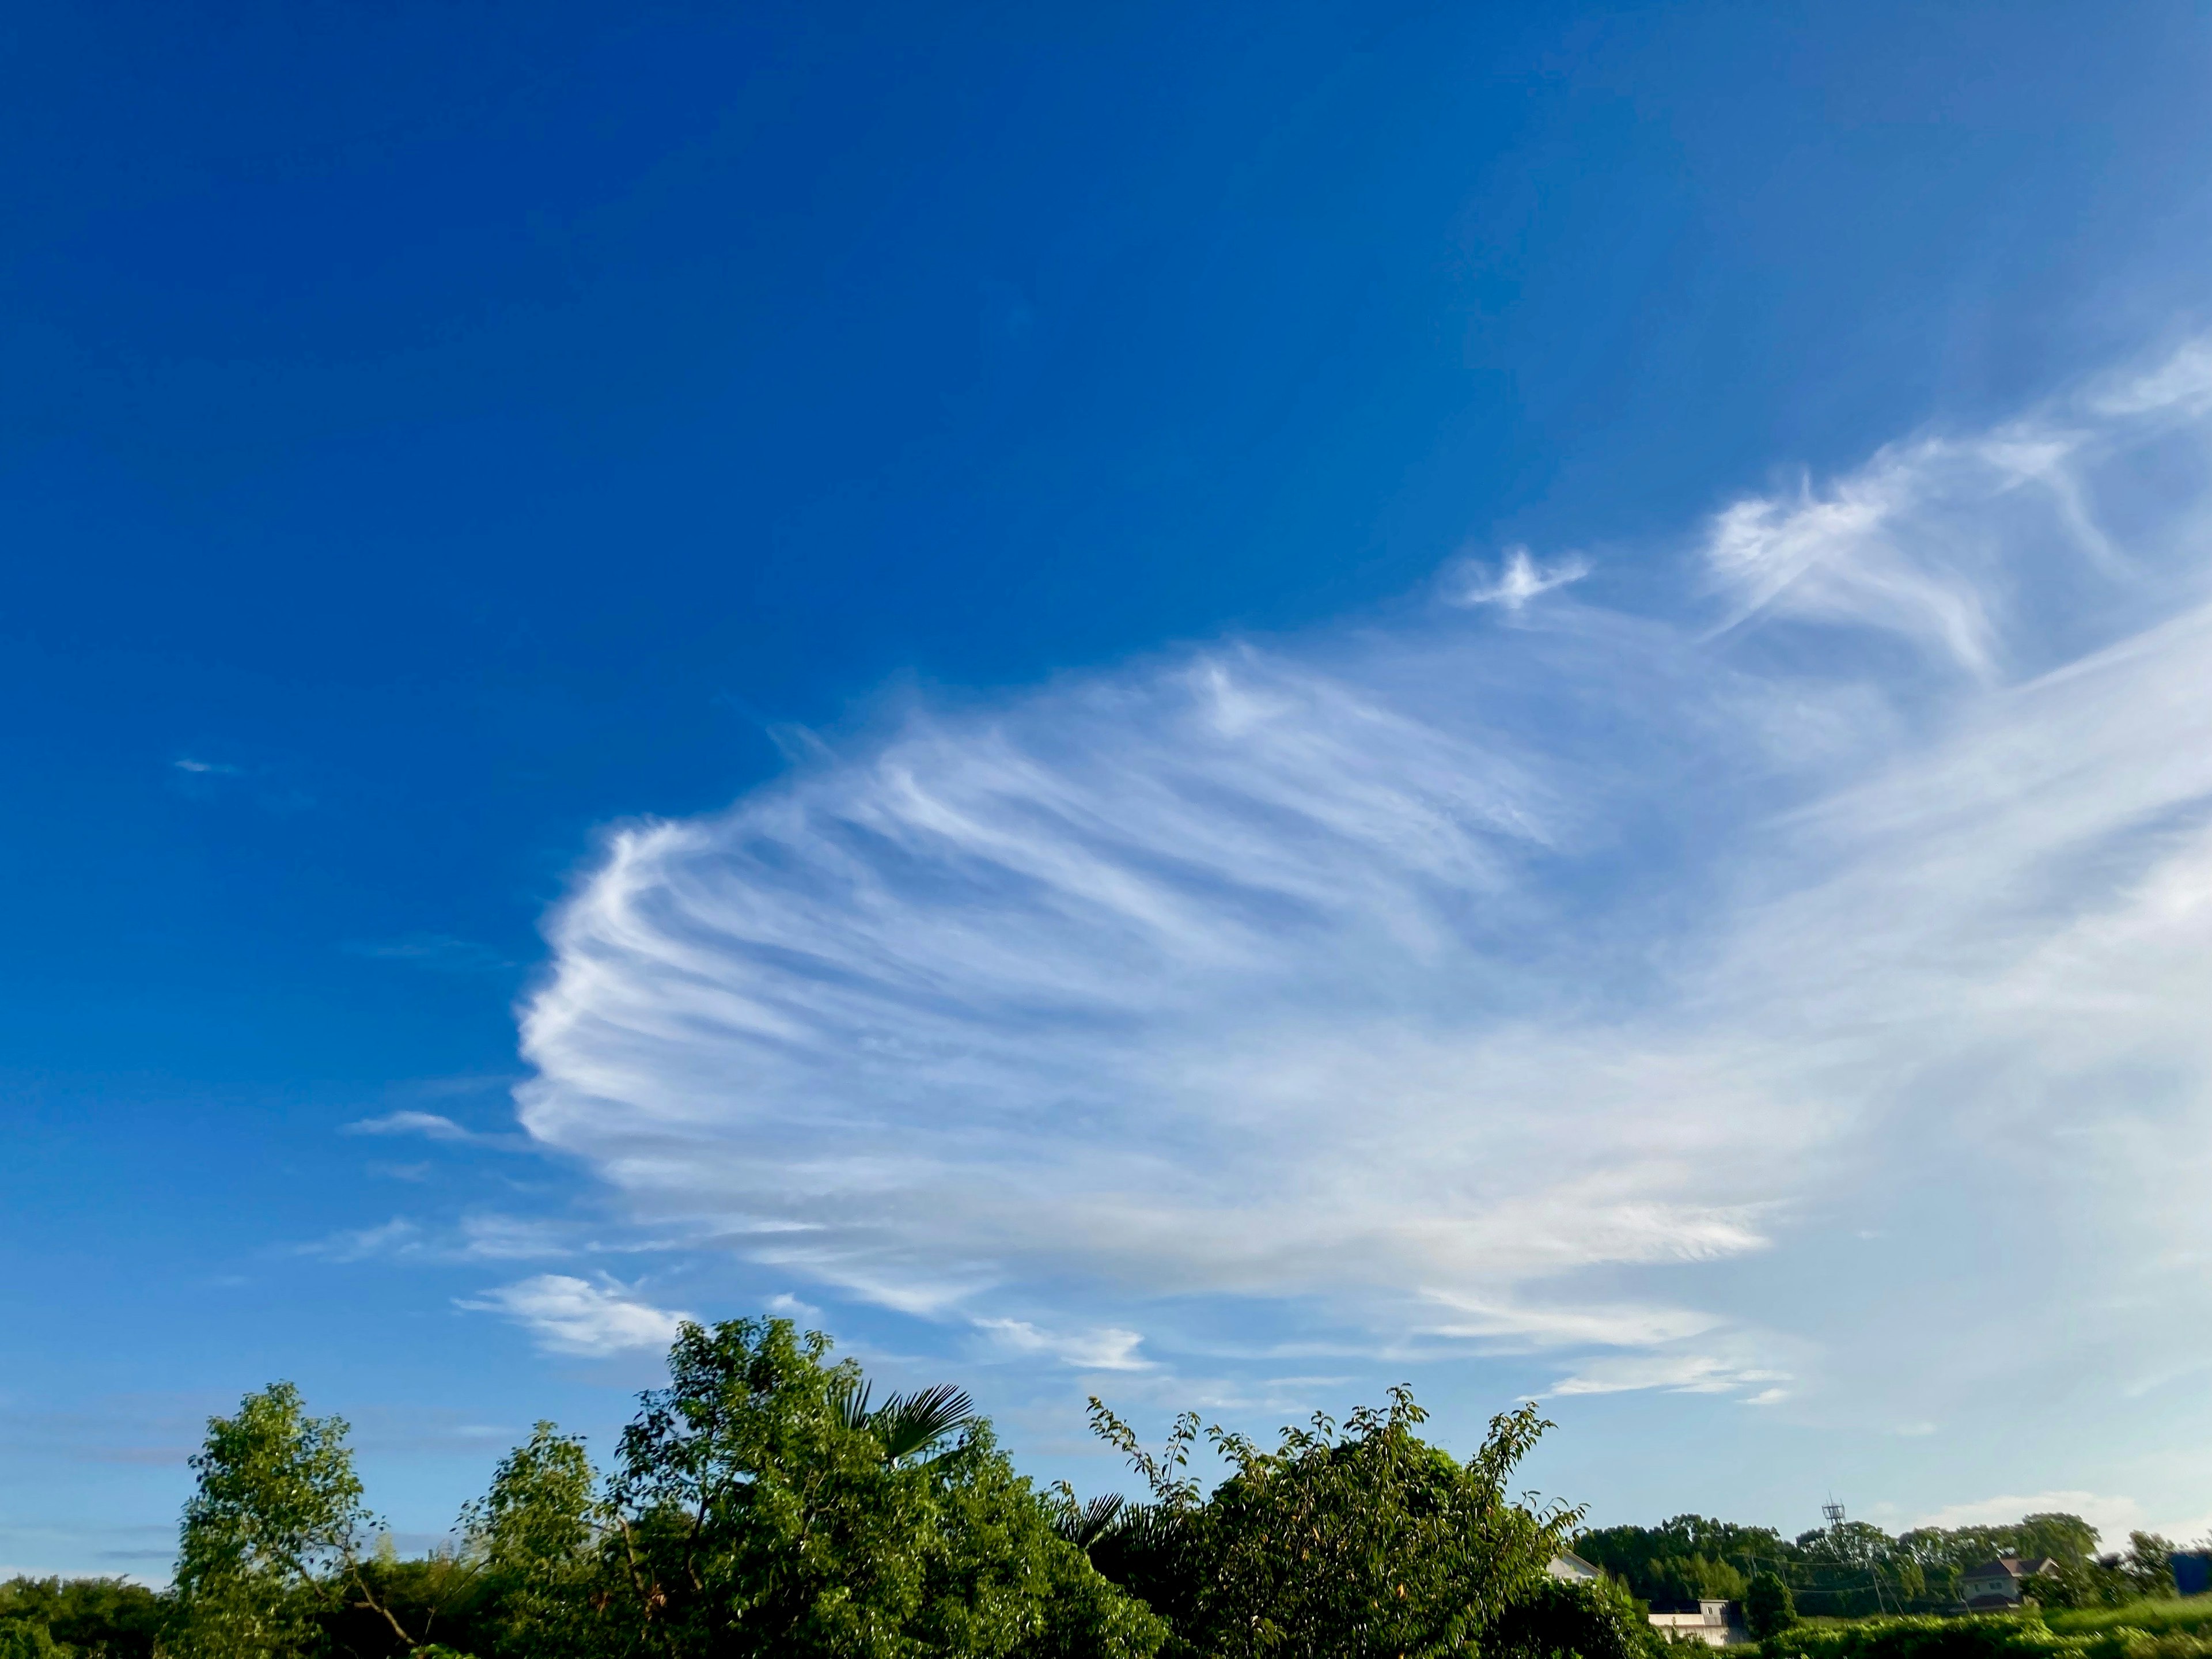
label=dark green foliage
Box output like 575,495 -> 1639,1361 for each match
1048,1492 -> 1127,1554
1574,1516 -> 1778,1608
0,1578 -> 163,1658
319,1548 -> 493,1657
1487,1573 -> 1660,1659
1087,1385 -> 1575,1657
1748,1573 -> 1800,1639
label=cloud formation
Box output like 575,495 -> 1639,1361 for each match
514,339 -> 2212,1436
461,1275 -> 692,1357
346,1111 -> 478,1143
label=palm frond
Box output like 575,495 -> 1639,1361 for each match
870,1383 -> 978,1463
830,1378 -> 874,1435
1052,1491 -> 1128,1551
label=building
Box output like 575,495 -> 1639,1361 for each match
1960,1557 -> 2059,1610
1646,1600 -> 1745,1647
2173,1552 -> 2212,1599
1548,1553 -> 1603,1583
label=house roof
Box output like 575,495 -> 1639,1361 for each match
1963,1557 -> 2058,1581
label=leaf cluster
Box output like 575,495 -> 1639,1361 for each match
1080,1386 -> 1585,1658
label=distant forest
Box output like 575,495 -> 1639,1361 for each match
1575,1512 -> 2187,1617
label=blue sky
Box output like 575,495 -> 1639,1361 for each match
6,0 -> 2212,1578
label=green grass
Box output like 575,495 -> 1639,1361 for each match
2048,1600 -> 2212,1638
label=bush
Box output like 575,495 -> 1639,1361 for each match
1489,1574 -> 1661,1659
2051,1603 -> 2212,1640
0,1578 -> 165,1659
1762,1613 -> 2084,1659
1747,1575 -> 1800,1640
0,1619 -> 69,1659
1086,1388 -> 1575,1659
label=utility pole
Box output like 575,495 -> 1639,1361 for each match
1824,1499 -> 1889,1614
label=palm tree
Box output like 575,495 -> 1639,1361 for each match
831,1379 -> 979,1464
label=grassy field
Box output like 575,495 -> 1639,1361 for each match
2047,1599 -> 2212,1637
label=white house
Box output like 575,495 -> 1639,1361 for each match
1548,1553 -> 1603,1582
1646,1600 -> 1745,1647
1960,1557 -> 2059,1609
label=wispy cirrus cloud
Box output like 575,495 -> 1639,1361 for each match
346,1111 -> 478,1143
511,337 -> 2212,1459
972,1317 -> 1152,1372
461,1274 -> 691,1357
1445,545 -> 1590,609
342,1110 -> 532,1152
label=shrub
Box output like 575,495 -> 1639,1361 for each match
1762,1613 -> 2085,1659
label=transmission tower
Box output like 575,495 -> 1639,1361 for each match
1821,1499 -> 1890,1613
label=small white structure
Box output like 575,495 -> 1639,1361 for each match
1549,1553 -> 1603,1582
1961,1557 -> 2058,1610
1647,1600 -> 1745,1647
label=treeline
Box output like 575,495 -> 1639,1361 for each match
1574,1512 -> 2189,1619
1,1315 -> 1661,1659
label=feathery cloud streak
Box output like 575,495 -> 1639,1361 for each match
517,340 -> 2212,1410
460,1275 -> 692,1357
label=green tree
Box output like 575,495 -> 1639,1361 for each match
2022,1556 -> 2130,1611
1574,1518 -> 1790,1611
1089,1387 -> 1577,1658
594,1316 -> 1162,1659
2123,1533 -> 2178,1601
1745,1572 -> 1797,1639
171,1381 -> 416,1658
464,1422 -> 601,1658
2017,1515 -> 2103,1566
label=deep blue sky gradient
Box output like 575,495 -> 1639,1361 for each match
5,0 -> 2211,1574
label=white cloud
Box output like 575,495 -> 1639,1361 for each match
456,1214 -> 578,1260
302,1217 -> 422,1262
1446,546 -> 1590,609
342,1110 -> 531,1152
1415,1293 -> 1725,1351
1550,1353 -> 1790,1399
297,1210 -> 656,1264
460,1274 -> 691,1357
511,335 -> 2212,1448
346,1111 -> 475,1142
972,1318 -> 1151,1371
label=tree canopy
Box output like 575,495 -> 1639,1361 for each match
10,1314 -> 2198,1658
